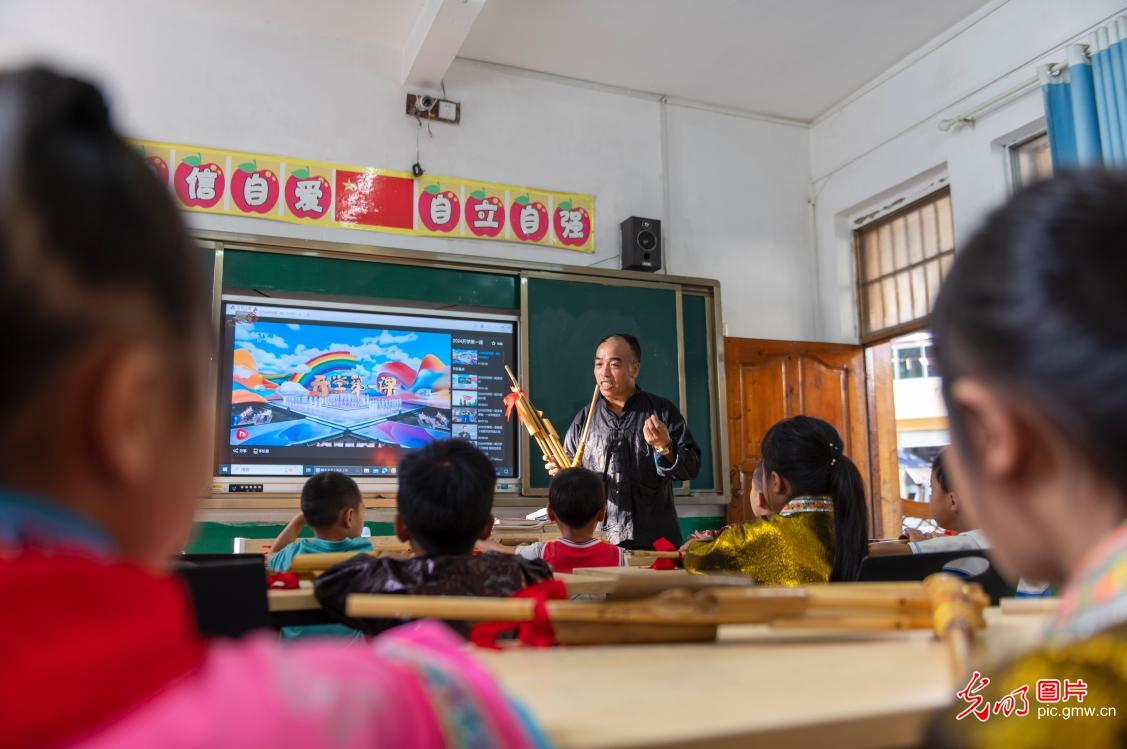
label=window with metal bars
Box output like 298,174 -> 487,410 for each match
854,188 -> 955,341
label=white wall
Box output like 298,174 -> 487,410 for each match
0,0 -> 816,341
0,0 -> 659,271
665,105 -> 814,340
809,0 -> 1127,343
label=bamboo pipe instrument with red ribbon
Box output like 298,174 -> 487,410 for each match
502,365 -> 598,469
345,574 -> 989,654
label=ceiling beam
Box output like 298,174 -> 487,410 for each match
402,0 -> 486,89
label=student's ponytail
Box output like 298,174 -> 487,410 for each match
0,67 -> 207,439
759,415 -> 870,582
827,450 -> 867,581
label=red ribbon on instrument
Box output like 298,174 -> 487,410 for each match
266,572 -> 299,589
502,390 -> 523,421
649,537 -> 682,570
469,579 -> 569,649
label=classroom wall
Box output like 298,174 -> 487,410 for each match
808,0 -> 1127,343
186,518 -> 724,554
665,105 -> 814,340
0,0 -> 817,341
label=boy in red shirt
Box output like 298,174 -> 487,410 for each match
509,468 -> 626,573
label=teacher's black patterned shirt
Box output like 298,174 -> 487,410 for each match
562,386 -> 701,549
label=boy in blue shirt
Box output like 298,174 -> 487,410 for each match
268,472 -> 373,573
268,472 -> 372,639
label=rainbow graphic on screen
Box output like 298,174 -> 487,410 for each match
289,351 -> 360,387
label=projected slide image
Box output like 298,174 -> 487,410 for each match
452,374 -> 478,390
452,408 -> 477,424
230,320 -> 451,448
452,390 -> 478,407
453,348 -> 478,365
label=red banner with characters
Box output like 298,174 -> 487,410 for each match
133,139 -> 594,253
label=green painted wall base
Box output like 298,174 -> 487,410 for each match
187,517 -> 726,553
187,521 -> 396,553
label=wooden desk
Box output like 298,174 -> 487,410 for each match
268,587 -> 319,612
476,607 -> 1049,749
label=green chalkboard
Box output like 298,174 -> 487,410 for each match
222,249 -> 519,309
683,294 -> 716,490
526,277 -> 680,489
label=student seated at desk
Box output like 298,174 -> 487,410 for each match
684,461 -> 770,546
267,472 -> 372,639
314,440 -> 552,636
479,467 -> 626,573
869,448 -> 989,556
682,416 -> 869,583
267,472 -> 372,573
0,68 -> 542,749
921,171 -> 1127,747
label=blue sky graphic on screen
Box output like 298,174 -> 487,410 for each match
230,321 -> 451,449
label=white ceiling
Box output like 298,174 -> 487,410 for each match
459,0 -> 995,122
160,0 -> 996,122
187,0 -> 426,49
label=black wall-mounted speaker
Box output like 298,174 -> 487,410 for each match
620,216 -> 662,272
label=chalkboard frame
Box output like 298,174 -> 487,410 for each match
193,231 -> 729,508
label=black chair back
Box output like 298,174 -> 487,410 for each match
172,553 -> 269,638
858,549 -> 1015,604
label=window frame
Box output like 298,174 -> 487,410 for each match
1007,130 -> 1052,193
853,187 -> 954,344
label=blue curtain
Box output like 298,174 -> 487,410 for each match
1041,18 -> 1127,167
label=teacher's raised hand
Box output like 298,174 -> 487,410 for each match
643,414 -> 672,453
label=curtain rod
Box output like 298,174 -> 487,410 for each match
938,59 -> 1070,132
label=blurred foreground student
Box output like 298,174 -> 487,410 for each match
924,171 -> 1127,747
0,67 -> 544,749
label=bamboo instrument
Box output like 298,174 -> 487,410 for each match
504,365 -> 570,468
570,384 -> 601,467
503,366 -> 597,470
345,574 -> 989,656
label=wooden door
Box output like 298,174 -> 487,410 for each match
724,338 -> 871,527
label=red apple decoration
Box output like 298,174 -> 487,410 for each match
510,194 -> 549,242
553,200 -> 592,247
284,166 -> 331,219
418,183 -> 460,232
465,189 -> 504,237
173,154 -> 225,208
143,155 -> 169,185
231,160 -> 279,214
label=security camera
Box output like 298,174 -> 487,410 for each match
416,95 -> 437,113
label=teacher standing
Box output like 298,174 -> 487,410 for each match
545,333 -> 701,549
